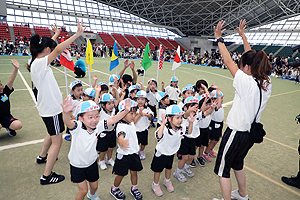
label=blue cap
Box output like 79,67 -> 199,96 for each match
69,80 -> 82,91
76,100 -> 99,120
147,78 -> 157,84
170,76 -> 179,82
156,92 -> 168,102
109,74 -> 120,86
165,105 -> 185,116
182,84 -> 194,93
210,90 -> 224,98
100,93 -> 115,102
183,96 -> 198,107
97,81 -> 108,86
136,90 -> 147,98
84,88 -> 96,98
198,93 -> 210,102
128,85 -> 141,93
118,98 -> 138,113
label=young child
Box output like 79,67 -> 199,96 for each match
62,98 -> 131,200
96,93 -> 119,170
0,59 -> 22,137
82,88 -> 97,102
134,90 -> 154,160
151,105 -> 195,196
156,92 -> 170,128
146,78 -> 158,128
111,99 -> 143,200
177,84 -> 194,108
162,76 -> 181,105
174,96 -> 199,182
128,84 -> 141,99
29,20 -> 85,185
203,87 -> 224,160
194,79 -> 209,99
69,80 -> 83,120
195,93 -> 216,167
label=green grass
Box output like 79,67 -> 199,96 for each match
0,56 -> 300,200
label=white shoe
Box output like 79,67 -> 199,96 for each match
106,158 -> 115,167
98,160 -> 107,170
231,189 -> 249,200
212,198 -> 224,200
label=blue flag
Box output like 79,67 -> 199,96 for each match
110,41 -> 119,71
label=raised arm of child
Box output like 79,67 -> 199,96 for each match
62,97 -> 77,129
106,98 -> 131,127
130,61 -> 137,85
118,59 -> 130,78
51,24 -> 61,41
7,59 -> 19,90
214,20 -> 238,77
156,113 -> 167,139
146,81 -> 151,93
211,84 -> 222,110
92,75 -> 98,89
139,81 -> 144,91
94,84 -> 101,105
134,107 -> 144,124
187,112 -> 196,135
161,81 -> 165,92
112,86 -> 120,106
237,19 -> 251,53
48,19 -> 86,66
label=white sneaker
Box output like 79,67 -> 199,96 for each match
231,189 -> 249,200
106,158 -> 115,167
182,166 -> 194,177
212,198 -> 224,200
98,160 -> 107,170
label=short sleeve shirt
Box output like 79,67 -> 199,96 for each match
0,85 -> 14,120
116,121 -> 139,155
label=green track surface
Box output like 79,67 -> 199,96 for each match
0,56 -> 300,200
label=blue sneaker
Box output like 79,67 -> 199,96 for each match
87,190 -> 101,200
153,118 -> 158,122
64,134 -> 71,141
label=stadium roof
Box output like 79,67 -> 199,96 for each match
95,0 -> 300,37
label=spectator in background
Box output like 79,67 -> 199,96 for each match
74,55 -> 86,78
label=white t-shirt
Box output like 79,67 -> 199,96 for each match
30,56 -> 63,117
182,112 -> 204,138
116,121 -> 139,155
211,107 -> 224,122
157,107 -> 167,126
98,107 -> 116,137
135,106 -> 153,132
165,86 -> 181,101
199,111 -> 211,128
155,125 -> 185,156
226,69 -> 272,132
68,120 -> 107,168
147,90 -> 157,106
69,94 -> 83,117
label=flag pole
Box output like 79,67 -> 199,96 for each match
156,46 -> 160,82
88,64 -> 91,87
116,66 -> 118,75
174,69 -> 176,77
142,67 -> 146,85
64,67 -> 69,95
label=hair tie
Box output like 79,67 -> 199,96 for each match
39,37 -> 42,44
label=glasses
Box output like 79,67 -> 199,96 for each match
82,114 -> 100,120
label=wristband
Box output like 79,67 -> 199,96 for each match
216,37 -> 224,44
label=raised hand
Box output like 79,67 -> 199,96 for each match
237,19 -> 246,37
124,59 -> 129,68
161,113 -> 167,124
214,20 -> 226,39
95,84 -> 101,93
130,61 -> 135,70
188,112 -> 196,123
61,96 -> 77,113
75,18 -> 86,37
51,23 -> 61,36
11,59 -> 19,69
138,107 -> 144,116
124,98 -> 131,112
93,75 -> 98,81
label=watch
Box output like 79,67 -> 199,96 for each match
216,37 -> 224,44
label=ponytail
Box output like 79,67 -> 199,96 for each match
27,34 -> 57,72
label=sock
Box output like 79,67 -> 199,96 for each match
43,174 -> 49,179
152,182 -> 159,186
177,167 -> 182,173
164,178 -> 170,182
132,185 -> 137,190
185,163 -> 190,169
112,185 -> 118,191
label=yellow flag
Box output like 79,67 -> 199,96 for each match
86,39 -> 94,70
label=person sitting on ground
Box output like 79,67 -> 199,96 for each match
74,54 -> 86,78
0,59 -> 23,137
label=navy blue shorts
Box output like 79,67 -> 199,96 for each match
177,136 -> 196,155
137,130 -> 148,146
196,128 -> 210,147
70,161 -> 99,183
0,115 -> 18,128
151,151 -> 174,172
209,121 -> 223,141
96,130 -> 116,152
112,153 -> 143,176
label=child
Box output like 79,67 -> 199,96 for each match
213,20 -> 272,200
151,105 -> 195,196
134,90 -> 154,160
194,79 -> 209,99
162,76 -> 181,105
178,84 -> 195,108
195,93 -> 216,167
97,93 -> 119,170
203,87 -> 224,161
62,98 -> 131,200
69,80 -> 83,120
174,96 -> 199,182
29,20 -> 85,185
128,85 -> 141,99
111,99 -> 143,200
0,59 -> 23,137
146,78 -> 158,128
156,92 -> 170,128
82,88 -> 97,102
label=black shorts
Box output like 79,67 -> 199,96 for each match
177,136 -> 196,155
96,130 -> 116,152
196,128 -> 210,147
0,115 -> 18,128
214,127 -> 254,178
70,161 -> 99,183
112,153 -> 143,176
41,113 -> 65,136
151,151 -> 175,172
148,105 -> 157,118
137,130 -> 148,146
209,121 -> 223,141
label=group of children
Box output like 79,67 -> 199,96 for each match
58,66 -> 225,200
